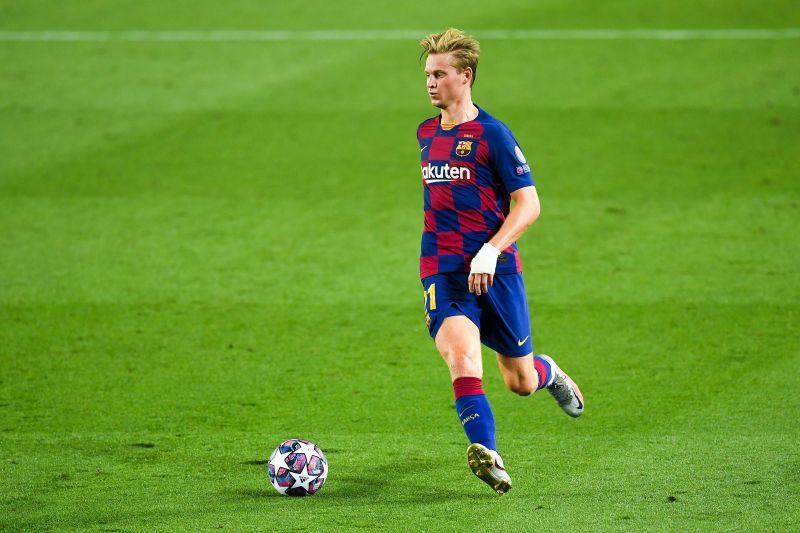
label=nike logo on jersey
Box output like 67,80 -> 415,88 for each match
517,336 -> 529,346
420,145 -> 427,152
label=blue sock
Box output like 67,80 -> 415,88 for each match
453,377 -> 497,451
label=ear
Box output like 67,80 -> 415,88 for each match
463,67 -> 473,85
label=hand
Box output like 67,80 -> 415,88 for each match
468,272 -> 493,296
469,243 -> 500,296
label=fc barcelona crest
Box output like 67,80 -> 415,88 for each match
455,140 -> 473,157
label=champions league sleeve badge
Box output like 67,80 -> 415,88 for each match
514,145 -> 526,163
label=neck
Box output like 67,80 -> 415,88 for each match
440,96 -> 478,125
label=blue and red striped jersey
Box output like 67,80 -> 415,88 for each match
417,105 -> 534,279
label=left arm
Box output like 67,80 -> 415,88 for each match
468,186 -> 540,295
488,185 -> 540,251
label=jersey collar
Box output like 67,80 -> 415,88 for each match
437,104 -> 483,134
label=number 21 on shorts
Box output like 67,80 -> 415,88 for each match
423,283 -> 436,327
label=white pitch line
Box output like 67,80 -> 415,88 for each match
0,28 -> 799,42
481,28 -> 800,40
0,28 -> 797,42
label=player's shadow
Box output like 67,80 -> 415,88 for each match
236,457 -> 492,502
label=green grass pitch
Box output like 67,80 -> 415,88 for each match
1,1 -> 799,530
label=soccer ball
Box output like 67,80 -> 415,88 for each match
267,438 -> 328,496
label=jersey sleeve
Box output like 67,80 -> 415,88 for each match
489,125 -> 534,192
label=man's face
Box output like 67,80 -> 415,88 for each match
424,53 -> 470,109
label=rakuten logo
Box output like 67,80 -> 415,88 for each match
422,163 -> 472,184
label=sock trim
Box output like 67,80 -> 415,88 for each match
534,356 -> 553,390
453,376 -> 484,399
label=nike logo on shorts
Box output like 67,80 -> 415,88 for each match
517,336 -> 529,346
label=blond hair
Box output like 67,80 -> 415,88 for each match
420,28 -> 480,86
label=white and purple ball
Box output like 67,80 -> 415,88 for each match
267,439 -> 328,496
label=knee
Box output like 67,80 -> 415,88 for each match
506,378 -> 535,396
443,350 -> 481,377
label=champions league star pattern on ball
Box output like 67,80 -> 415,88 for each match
267,439 -> 328,496
417,105 -> 534,279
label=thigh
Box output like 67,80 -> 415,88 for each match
479,273 -> 533,356
422,273 -> 483,379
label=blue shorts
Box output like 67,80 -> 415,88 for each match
422,272 -> 533,357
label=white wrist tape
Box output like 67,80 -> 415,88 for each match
470,243 -> 501,275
